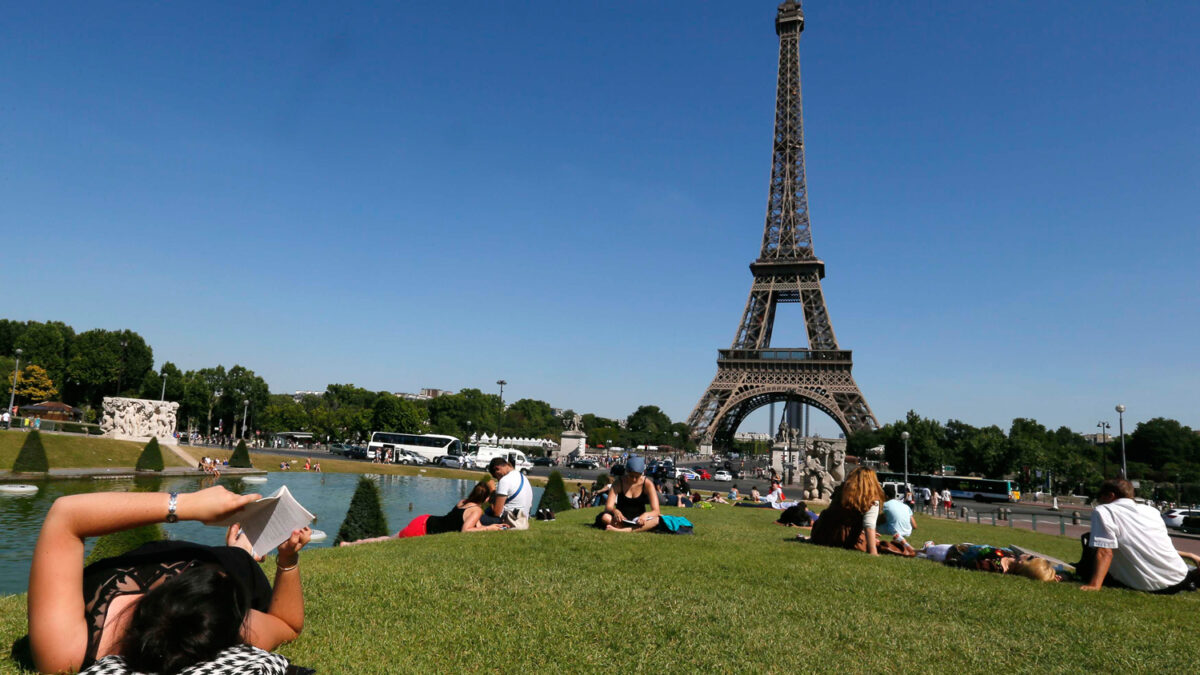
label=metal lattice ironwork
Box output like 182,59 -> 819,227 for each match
688,1 -> 878,449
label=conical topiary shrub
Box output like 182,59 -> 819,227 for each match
229,439 -> 253,468
335,476 -> 389,545
12,430 -> 49,473
538,470 -> 573,514
135,437 -> 164,472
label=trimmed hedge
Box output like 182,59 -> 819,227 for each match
12,430 -> 49,473
135,437 -> 165,472
335,476 -> 389,545
229,439 -> 253,468
538,470 -> 573,513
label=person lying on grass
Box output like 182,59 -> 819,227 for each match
917,543 -> 1058,582
28,486 -> 311,674
341,482 -> 507,545
594,455 -> 661,532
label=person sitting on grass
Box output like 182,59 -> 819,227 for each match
481,457 -> 533,530
728,484 -> 740,501
27,486 -> 311,674
706,491 -> 729,504
594,455 -> 661,532
809,467 -> 886,556
341,482 -> 506,545
759,480 -> 786,504
877,484 -> 916,544
592,475 -> 614,507
918,543 -> 1058,582
749,486 -> 761,502
1079,478 -> 1200,593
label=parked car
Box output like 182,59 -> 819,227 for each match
713,470 -> 733,481
1162,508 -> 1200,529
396,449 -> 427,465
345,445 -> 369,460
435,455 -> 466,469
532,456 -> 557,466
571,459 -> 599,469
675,469 -> 700,481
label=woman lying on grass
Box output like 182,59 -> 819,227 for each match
340,482 -> 506,545
917,543 -> 1058,582
594,455 -> 661,532
28,486 -> 311,674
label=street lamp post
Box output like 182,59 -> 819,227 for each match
7,348 -> 21,429
241,399 -> 249,440
901,431 -> 910,492
496,380 -> 506,435
1115,404 -> 1127,479
1096,421 -> 1111,478
160,372 -> 167,401
117,340 -> 128,394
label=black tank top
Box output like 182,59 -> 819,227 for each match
79,541 -> 271,668
615,478 -> 652,520
425,504 -> 469,535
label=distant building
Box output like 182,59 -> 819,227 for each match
734,431 -> 772,443
292,391 -> 322,403
420,388 -> 454,399
394,388 -> 455,402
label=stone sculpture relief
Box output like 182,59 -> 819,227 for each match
101,397 -> 179,444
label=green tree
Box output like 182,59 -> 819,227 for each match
537,470 -> 573,514
259,394 -> 311,435
13,430 -> 49,473
136,438 -> 165,472
883,411 -> 946,475
229,439 -> 253,468
139,362 -> 185,402
626,405 -> 671,435
335,477 -> 389,545
503,398 -> 559,438
371,395 -> 424,434
66,329 -> 153,405
14,321 -> 73,390
215,366 -> 270,437
427,388 -> 500,438
1128,418 -> 1199,470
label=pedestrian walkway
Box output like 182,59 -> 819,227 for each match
0,466 -> 267,481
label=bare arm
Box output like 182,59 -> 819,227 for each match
490,494 -> 508,518
1179,550 -> 1200,566
28,487 -> 258,674
1081,548 -> 1114,590
244,527 -> 310,649
605,480 -> 621,517
865,528 -> 879,556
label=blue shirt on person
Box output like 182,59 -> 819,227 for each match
877,498 -> 914,539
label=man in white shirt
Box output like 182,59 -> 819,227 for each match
484,457 -> 532,530
1081,479 -> 1200,593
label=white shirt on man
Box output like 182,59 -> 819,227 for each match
1090,498 -> 1187,591
496,470 -> 532,516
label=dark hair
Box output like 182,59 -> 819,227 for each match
487,457 -> 510,473
1098,479 -> 1135,501
121,565 -> 248,674
883,484 -> 897,500
465,482 -> 493,504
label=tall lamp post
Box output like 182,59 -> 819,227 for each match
496,379 -> 506,435
1096,421 -> 1111,478
160,372 -> 168,401
900,431 -> 910,491
241,399 -> 249,440
7,348 -> 21,429
1115,404 -> 1127,479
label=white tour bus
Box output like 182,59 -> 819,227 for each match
367,432 -> 462,463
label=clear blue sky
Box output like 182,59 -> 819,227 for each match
2,1 -> 1197,437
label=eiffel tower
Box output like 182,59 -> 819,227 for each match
687,1 -> 878,451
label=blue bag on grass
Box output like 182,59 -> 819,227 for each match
657,514 -> 694,535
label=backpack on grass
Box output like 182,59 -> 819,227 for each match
657,514 -> 694,535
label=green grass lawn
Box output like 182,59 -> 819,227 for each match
0,430 -> 189,471
2,504 -> 1196,673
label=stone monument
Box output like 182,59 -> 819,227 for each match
100,397 -> 180,445
558,413 -> 587,459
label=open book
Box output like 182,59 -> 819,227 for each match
212,485 -> 316,558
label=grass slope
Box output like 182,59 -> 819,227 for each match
0,430 -> 188,470
3,507 -> 1195,673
